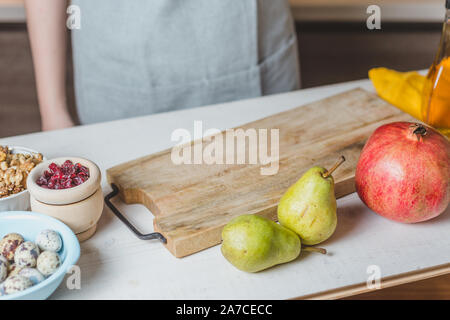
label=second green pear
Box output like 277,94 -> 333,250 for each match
278,163 -> 341,245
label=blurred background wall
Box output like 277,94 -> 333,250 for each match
0,0 -> 444,138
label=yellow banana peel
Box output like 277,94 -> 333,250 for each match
368,67 -> 425,121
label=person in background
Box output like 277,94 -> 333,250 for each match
25,0 -> 300,131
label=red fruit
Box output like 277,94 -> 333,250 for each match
63,160 -> 73,167
73,176 -> 83,186
36,176 -> 48,187
355,122 -> 450,223
48,163 -> 59,173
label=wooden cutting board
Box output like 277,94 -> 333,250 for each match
106,88 -> 414,258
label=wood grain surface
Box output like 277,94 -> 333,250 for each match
106,88 -> 414,258
345,272 -> 450,300
299,262 -> 450,299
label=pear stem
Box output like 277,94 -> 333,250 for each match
322,156 -> 346,179
302,246 -> 327,255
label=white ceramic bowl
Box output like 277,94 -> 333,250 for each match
0,146 -> 45,212
0,211 -> 80,300
27,157 -> 101,205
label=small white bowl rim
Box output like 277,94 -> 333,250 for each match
0,188 -> 28,202
0,146 -> 46,203
0,211 -> 80,300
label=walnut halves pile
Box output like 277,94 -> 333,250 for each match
0,146 -> 43,198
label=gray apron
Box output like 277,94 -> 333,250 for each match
71,0 -> 300,124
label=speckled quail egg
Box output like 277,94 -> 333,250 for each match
3,275 -> 33,295
37,251 -> 61,276
14,241 -> 40,268
36,229 -> 62,252
0,233 -> 24,263
18,268 -> 45,285
7,264 -> 23,278
0,259 -> 7,283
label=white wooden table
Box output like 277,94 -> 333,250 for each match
1,0 -> 445,23
290,0 -> 445,23
1,78 -> 449,299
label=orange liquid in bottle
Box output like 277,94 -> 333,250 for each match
422,2 -> 450,138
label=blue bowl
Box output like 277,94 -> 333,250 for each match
0,211 -> 80,300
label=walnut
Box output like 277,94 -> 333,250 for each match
19,161 -> 35,173
0,146 -> 7,162
33,153 -> 43,162
0,187 -> 8,198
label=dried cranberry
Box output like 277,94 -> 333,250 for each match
62,167 -> 74,176
72,176 -> 83,186
63,179 -> 73,189
36,160 -> 90,190
79,166 -> 89,175
61,160 -> 75,175
48,163 -> 59,173
62,160 -> 73,167
78,171 -> 87,178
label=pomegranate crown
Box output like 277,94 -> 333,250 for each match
409,123 -> 427,141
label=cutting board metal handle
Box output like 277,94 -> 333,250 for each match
104,184 -> 167,243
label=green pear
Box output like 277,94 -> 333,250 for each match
277,157 -> 345,245
221,214 -> 301,272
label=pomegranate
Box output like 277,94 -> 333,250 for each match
355,122 -> 450,223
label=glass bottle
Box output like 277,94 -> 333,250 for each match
422,0 -> 450,138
